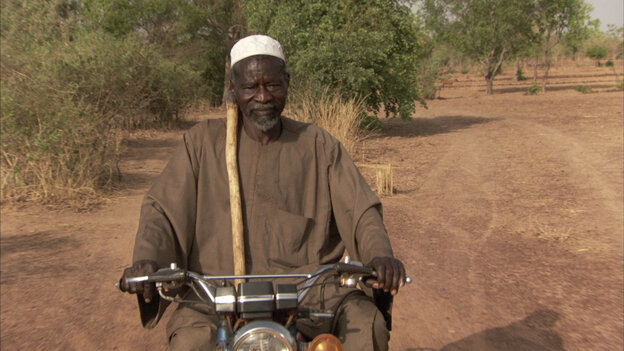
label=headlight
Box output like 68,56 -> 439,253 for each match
308,334 -> 343,351
232,321 -> 296,351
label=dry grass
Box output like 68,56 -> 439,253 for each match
358,163 -> 394,196
285,89 -> 396,195
286,88 -> 365,158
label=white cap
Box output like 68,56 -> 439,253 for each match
230,35 -> 285,67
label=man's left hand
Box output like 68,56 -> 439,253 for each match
365,256 -> 406,296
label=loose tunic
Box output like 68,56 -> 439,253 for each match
132,116 -> 393,328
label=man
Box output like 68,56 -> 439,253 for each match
121,34 -> 406,351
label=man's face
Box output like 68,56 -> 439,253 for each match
231,56 -> 289,132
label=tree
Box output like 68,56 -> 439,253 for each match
534,0 -> 591,92
421,0 -> 537,94
244,0 -> 432,120
88,0 -> 246,105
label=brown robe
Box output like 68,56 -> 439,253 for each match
132,116 -> 394,329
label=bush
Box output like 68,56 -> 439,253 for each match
616,81 -> 624,90
516,68 -> 528,81
586,46 -> 608,60
357,115 -> 385,132
460,66 -> 470,74
606,60 -> 615,67
417,57 -> 445,100
0,1 -> 200,203
525,82 -> 542,95
1,71 -> 120,202
53,32 -> 199,129
246,0 -> 431,120
574,85 -> 592,93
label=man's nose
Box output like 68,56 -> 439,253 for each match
254,85 -> 271,103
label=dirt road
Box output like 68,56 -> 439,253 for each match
2,64 -> 622,350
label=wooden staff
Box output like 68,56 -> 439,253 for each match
225,93 -> 245,288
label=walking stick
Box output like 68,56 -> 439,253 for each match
225,93 -> 245,289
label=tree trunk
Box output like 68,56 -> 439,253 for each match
542,60 -> 551,93
533,54 -> 539,82
612,54 -> 620,84
486,76 -> 494,94
542,49 -> 552,93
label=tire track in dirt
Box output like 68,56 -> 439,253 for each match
505,118 -> 623,248
385,112 -> 623,350
0,132 -> 186,351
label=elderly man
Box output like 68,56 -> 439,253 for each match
121,34 -> 406,351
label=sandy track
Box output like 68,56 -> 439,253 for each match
1,69 -> 622,350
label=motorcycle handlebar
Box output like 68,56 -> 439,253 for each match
117,266 -> 187,292
117,261 -> 411,292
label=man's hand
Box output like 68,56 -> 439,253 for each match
365,257 -> 406,296
120,260 -> 159,303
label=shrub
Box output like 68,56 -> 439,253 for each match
606,60 -> 615,67
1,72 -> 121,202
574,85 -> 592,93
0,0 -> 200,203
516,68 -> 528,81
460,66 -> 470,74
525,82 -> 542,95
417,57 -> 444,100
51,32 -> 199,129
616,81 -> 624,90
246,0 -> 431,120
586,46 -> 608,60
357,115 -> 385,132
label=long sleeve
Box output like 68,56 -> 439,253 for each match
133,132 -> 199,268
131,132 -> 200,328
354,207 -> 394,264
328,142 -> 394,263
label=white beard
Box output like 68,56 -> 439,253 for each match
251,114 -> 280,132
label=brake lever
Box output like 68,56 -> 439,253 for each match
117,264 -> 187,292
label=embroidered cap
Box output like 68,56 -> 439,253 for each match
230,35 -> 285,67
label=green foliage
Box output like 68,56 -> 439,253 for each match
421,0 -> 538,94
616,81 -> 624,90
525,82 -> 542,95
1,0 -> 200,201
574,85 -> 592,93
417,57 -> 446,100
535,0 -> 592,52
534,0 -> 592,92
517,68 -> 528,81
576,24 -> 623,62
89,0 -> 246,106
605,60 -> 614,67
460,66 -> 470,74
586,45 -> 608,60
358,115 -> 385,132
244,0 -> 431,120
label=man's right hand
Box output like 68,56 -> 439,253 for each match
120,260 -> 159,303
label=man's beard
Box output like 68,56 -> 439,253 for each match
247,102 -> 282,132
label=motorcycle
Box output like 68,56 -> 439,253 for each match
118,257 -> 411,351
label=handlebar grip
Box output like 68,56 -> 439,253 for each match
116,278 -> 127,292
334,262 -> 375,276
116,275 -> 154,292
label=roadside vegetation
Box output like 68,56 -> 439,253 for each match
1,0 -> 622,204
